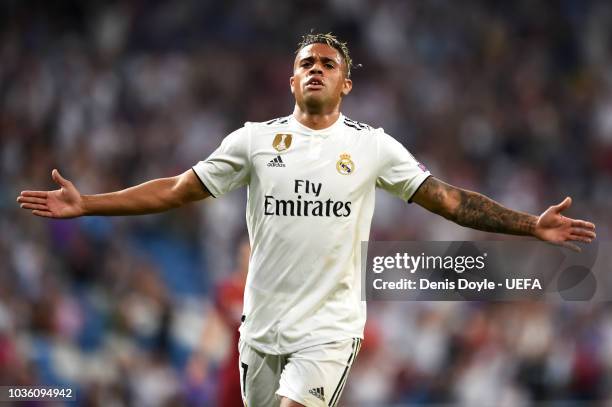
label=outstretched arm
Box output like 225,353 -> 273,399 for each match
17,169 -> 211,218
411,177 -> 596,251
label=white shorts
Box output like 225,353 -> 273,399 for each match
238,337 -> 362,407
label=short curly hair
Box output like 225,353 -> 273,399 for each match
296,32 -> 354,78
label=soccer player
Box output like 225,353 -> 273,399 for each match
17,33 -> 596,407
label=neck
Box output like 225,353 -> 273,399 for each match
292,104 -> 341,130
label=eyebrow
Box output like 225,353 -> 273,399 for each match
298,56 -> 340,64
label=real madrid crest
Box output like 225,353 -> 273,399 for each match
336,153 -> 355,175
273,133 -> 292,152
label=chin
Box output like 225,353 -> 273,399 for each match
303,94 -> 327,108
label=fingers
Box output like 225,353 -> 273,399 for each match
568,234 -> 594,244
17,193 -> 51,213
553,197 -> 572,213
51,169 -> 69,187
571,219 -> 596,230
19,191 -> 48,198
17,196 -> 46,205
570,228 -> 596,239
20,203 -> 49,211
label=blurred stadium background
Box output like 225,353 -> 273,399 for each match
2,0 -> 612,405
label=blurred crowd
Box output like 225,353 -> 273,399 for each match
1,0 -> 612,405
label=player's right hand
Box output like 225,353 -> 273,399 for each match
16,169 -> 84,218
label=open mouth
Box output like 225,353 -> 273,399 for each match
306,78 -> 324,89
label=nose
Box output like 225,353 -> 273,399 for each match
309,63 -> 323,75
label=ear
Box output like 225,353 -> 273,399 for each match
290,75 -> 295,95
341,78 -> 353,96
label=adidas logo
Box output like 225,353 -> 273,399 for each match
308,387 -> 325,402
267,155 -> 286,167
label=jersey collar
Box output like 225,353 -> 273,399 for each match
290,113 -> 345,137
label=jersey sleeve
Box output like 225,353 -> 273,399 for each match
376,130 -> 431,202
192,126 -> 251,197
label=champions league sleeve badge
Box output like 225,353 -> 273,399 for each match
336,153 -> 355,175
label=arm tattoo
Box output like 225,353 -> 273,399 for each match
414,177 -> 536,236
454,189 -> 536,236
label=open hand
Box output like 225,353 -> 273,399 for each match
17,169 -> 84,218
534,197 -> 596,251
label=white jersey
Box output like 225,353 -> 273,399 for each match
193,113 -> 430,354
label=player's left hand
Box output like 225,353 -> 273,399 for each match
534,197 -> 596,252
